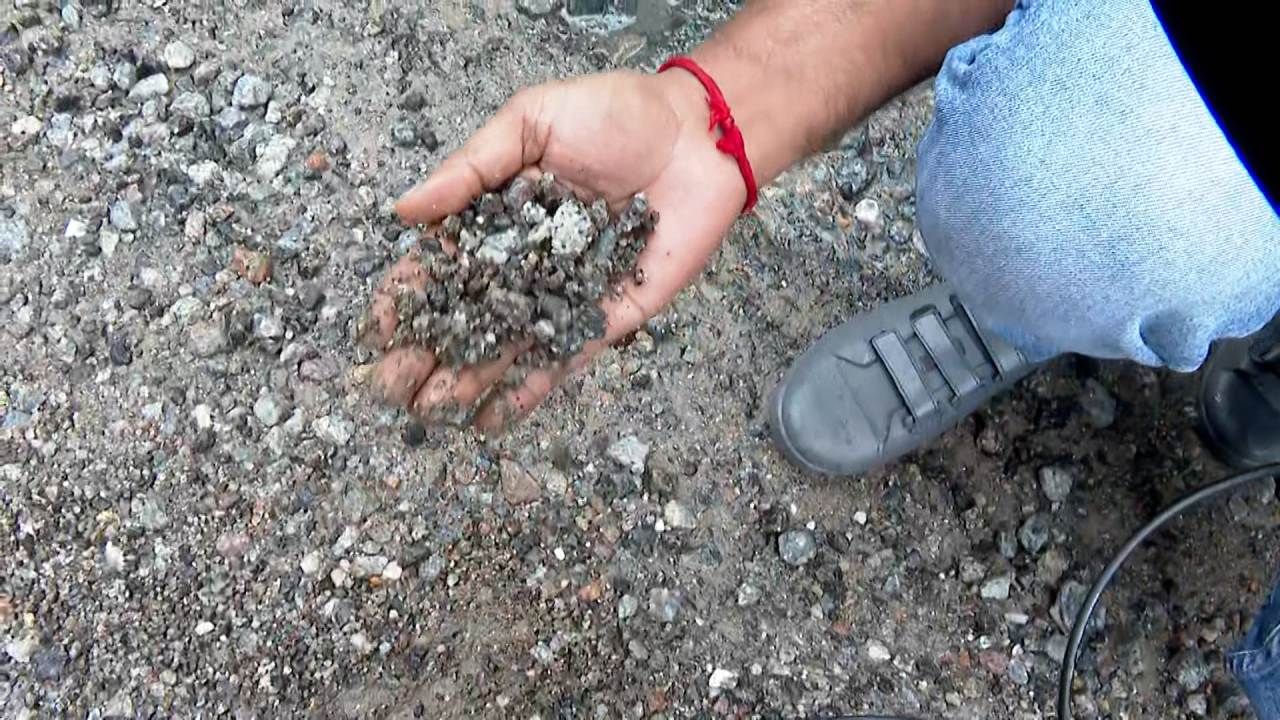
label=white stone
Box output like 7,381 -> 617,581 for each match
194,621 -> 214,636
255,135 -> 296,180
662,500 -> 697,529
127,74 -> 170,101
104,541 -> 125,572
866,640 -> 892,663
186,160 -> 221,186
708,668 -> 738,691
10,115 -> 42,138
300,551 -> 322,576
163,41 -> 196,70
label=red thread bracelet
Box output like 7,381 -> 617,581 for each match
658,56 -> 759,214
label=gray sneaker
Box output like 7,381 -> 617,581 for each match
769,283 -> 1039,476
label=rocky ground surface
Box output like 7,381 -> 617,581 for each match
2,1 -> 1278,719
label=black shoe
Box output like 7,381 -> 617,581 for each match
769,283 -> 1040,476
1197,317 -> 1280,469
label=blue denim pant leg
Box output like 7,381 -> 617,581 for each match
1229,578 -> 1280,719
916,0 -> 1280,372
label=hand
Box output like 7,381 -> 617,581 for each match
365,69 -> 746,434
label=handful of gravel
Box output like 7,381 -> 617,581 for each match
385,174 -> 658,368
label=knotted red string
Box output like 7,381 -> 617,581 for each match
658,56 -> 759,214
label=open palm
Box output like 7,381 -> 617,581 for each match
365,70 -> 746,432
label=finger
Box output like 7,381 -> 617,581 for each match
361,255 -> 430,350
474,365 -> 563,435
395,88 -> 549,226
373,347 -> 438,408
412,342 -> 529,419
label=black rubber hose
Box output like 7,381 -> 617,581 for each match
830,463 -> 1280,720
1056,463 -> 1280,719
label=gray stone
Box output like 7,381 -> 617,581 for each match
959,556 -> 987,584
998,529 -> 1018,559
127,74 -> 170,101
31,644 -> 67,682
517,0 -> 559,14
662,500 -> 697,530
46,113 -> 74,148
1018,513 -> 1051,555
477,228 -> 521,265
736,584 -> 761,607
188,321 -> 227,357
1036,546 -> 1070,586
607,435 -> 649,474
0,215 -> 29,261
1039,465 -> 1074,503
1172,648 -> 1210,692
313,415 -> 354,446
1055,580 -> 1105,635
1008,657 -> 1030,686
254,395 -> 286,427
391,118 -> 418,147
163,41 -> 196,70
617,594 -> 639,620
215,106 -> 248,134
980,573 -> 1013,601
113,62 -> 137,91
500,459 -> 541,505
647,587 -> 682,623
233,74 -> 273,108
351,555 -> 388,578
1080,378 -> 1117,428
255,135 -> 297,180
837,155 -> 871,200
109,200 -> 137,231
778,529 -> 817,567
171,91 -> 211,119
299,357 -> 339,383
90,64 -> 112,90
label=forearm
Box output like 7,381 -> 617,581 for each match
665,0 -> 1014,184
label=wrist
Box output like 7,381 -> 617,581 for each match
651,69 -> 752,211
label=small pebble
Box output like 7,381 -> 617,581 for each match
1080,378 -> 1118,428
980,573 -> 1013,601
1171,647 -> 1210,692
837,155 -> 871,200
233,74 -> 273,108
607,435 -> 649,475
617,594 -> 639,620
500,459 -> 541,505
109,200 -> 138,231
254,395 -> 285,427
647,588 -> 682,623
163,41 -> 196,70
313,415 -> 354,446
662,500 -> 697,530
778,529 -> 817,567
1039,465 -> 1074,503
300,551 -> 322,576
1018,513 -> 1051,555
866,640 -> 892,663
127,74 -> 170,101
708,668 -> 738,691
108,336 -> 133,366
194,621 -> 214,636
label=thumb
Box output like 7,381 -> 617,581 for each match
395,87 -> 549,225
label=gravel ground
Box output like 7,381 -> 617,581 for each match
3,1 -> 1278,719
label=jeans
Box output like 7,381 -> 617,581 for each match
915,0 -> 1280,715
916,0 -> 1280,373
